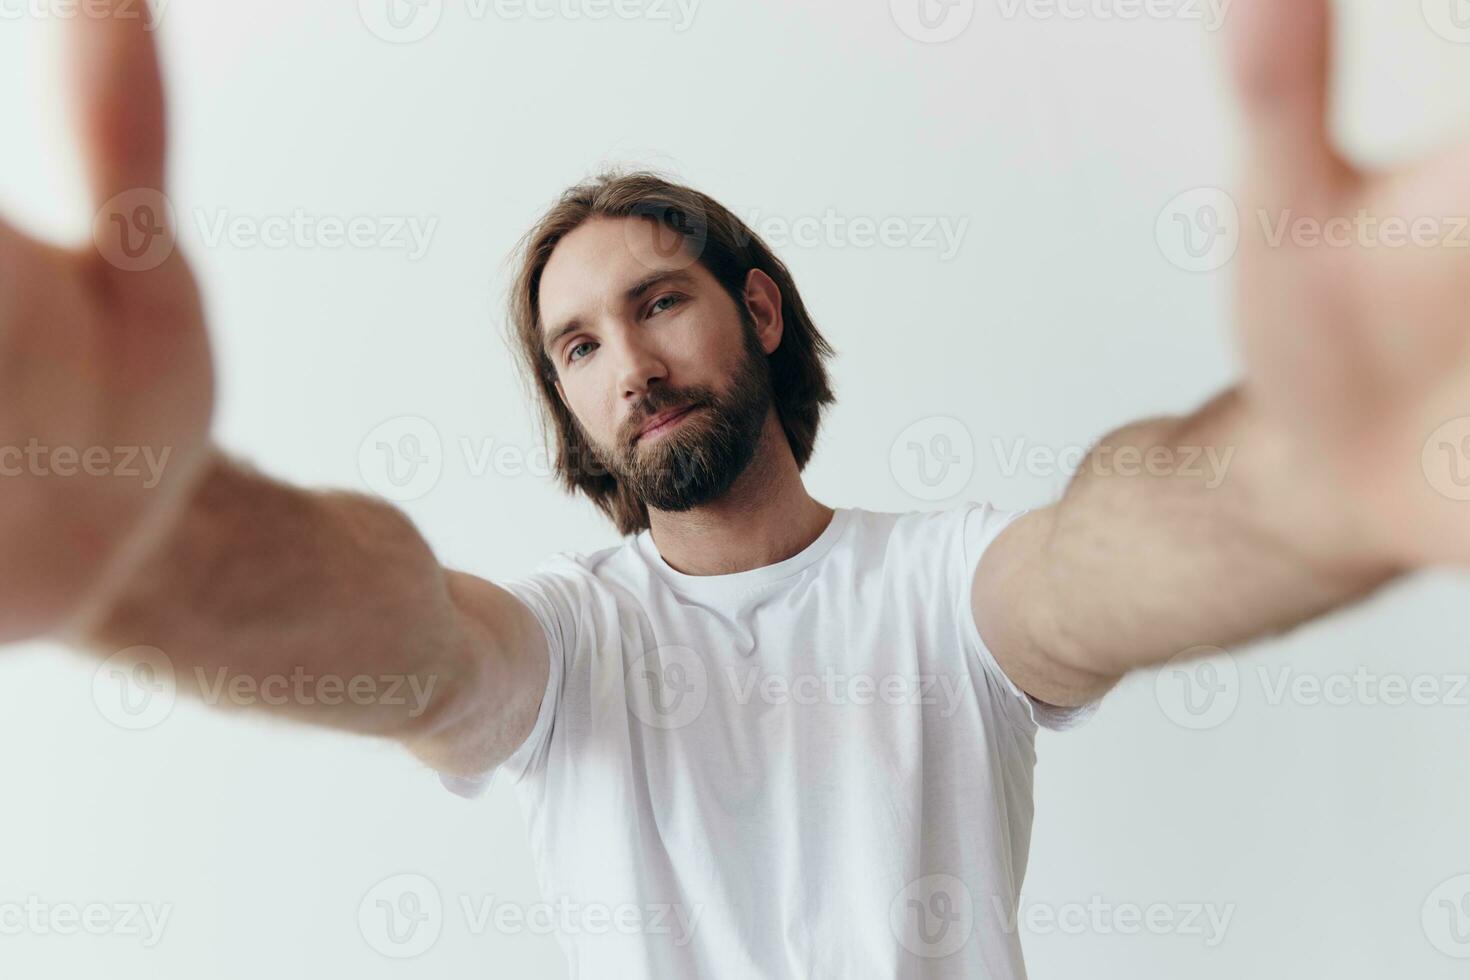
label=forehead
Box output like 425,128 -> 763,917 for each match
538,216 -> 708,338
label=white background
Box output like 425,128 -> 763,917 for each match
3,0 -> 1470,976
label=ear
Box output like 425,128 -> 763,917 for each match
554,377 -> 568,407
743,269 -> 784,355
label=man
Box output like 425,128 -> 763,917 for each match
3,0 -> 1467,976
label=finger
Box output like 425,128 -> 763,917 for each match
1227,0 -> 1355,212
65,0 -> 168,208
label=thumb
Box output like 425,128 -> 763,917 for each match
1227,0 -> 1354,213
65,0 -> 168,208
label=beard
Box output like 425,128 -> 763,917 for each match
588,323 -> 774,514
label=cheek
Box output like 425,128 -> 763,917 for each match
670,318 -> 740,382
680,313 -> 730,360
563,379 -> 619,442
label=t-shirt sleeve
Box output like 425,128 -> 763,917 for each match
435,556 -> 579,800
958,501 -> 1102,733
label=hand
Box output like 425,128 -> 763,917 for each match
1229,0 -> 1470,567
0,0 -> 213,641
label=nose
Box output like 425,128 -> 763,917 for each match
613,325 -> 669,405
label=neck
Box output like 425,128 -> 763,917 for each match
644,412 -> 834,576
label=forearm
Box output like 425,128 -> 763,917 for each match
60,446 -> 474,739
1021,387 -> 1404,681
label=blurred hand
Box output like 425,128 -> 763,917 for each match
0,0 -> 213,641
1229,0 -> 1470,567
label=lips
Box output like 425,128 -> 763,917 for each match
637,405 -> 696,441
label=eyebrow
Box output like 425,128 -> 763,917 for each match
541,269 -> 699,360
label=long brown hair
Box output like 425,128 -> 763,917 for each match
505,169 -> 838,536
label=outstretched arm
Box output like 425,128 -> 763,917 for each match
2,3 -> 546,776
64,449 -> 550,778
973,388 -> 1399,708
974,0 -> 1470,705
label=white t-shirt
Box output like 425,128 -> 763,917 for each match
438,502 -> 1099,978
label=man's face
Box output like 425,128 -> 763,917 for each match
538,216 -> 781,513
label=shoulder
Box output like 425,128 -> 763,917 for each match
509,535 -> 635,586
877,500 -> 1022,557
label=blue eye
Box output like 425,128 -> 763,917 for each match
565,295 -> 684,366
